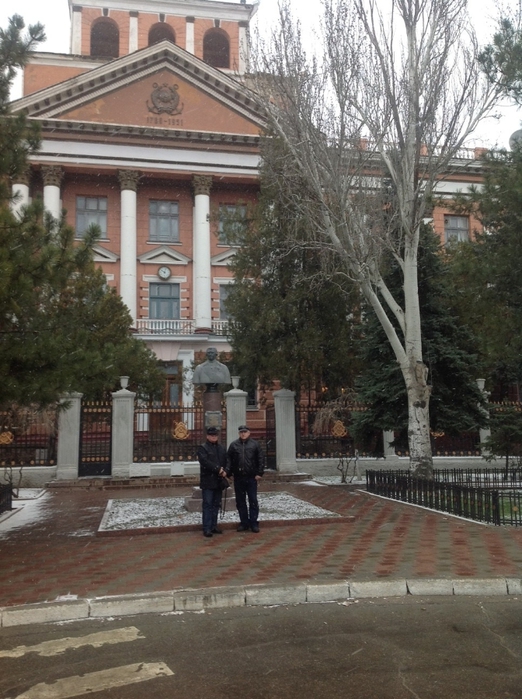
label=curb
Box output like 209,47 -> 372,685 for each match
1,577 -> 520,628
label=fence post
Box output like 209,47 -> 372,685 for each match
383,430 -> 399,459
56,393 -> 83,480
476,378 -> 491,457
274,389 -> 298,473
224,386 -> 248,448
111,386 -> 136,478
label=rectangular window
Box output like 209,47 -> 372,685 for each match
219,284 -> 232,320
149,283 -> 180,319
218,204 -> 247,243
149,200 -> 179,243
444,215 -> 469,243
76,196 -> 107,238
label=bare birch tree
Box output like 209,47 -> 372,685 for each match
252,0 -> 503,476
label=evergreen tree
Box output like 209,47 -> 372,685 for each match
0,15 -> 163,407
224,139 -> 361,398
353,225 -> 485,449
447,145 -> 522,397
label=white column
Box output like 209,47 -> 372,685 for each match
185,17 -> 195,54
193,175 -> 212,331
71,6 -> 82,54
129,11 -> 138,53
42,166 -> 63,221
238,21 -> 248,74
119,170 -> 139,322
11,171 -> 30,219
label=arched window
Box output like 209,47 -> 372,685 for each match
203,29 -> 230,69
148,23 -> 176,46
90,18 -> 119,58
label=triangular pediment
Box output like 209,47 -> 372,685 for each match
93,245 -> 119,263
139,246 -> 191,265
12,42 -> 264,137
212,248 -> 237,265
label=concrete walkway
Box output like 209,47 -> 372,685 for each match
1,480 -> 522,626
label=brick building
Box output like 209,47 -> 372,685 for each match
9,0 -> 486,417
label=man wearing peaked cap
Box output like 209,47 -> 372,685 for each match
226,425 -> 265,533
197,426 -> 227,538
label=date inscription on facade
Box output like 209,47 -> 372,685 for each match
146,116 -> 184,126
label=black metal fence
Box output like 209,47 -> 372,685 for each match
133,402 -> 210,463
395,432 -> 481,457
366,470 -> 522,526
0,484 -> 13,514
0,409 -> 58,468
295,403 -> 382,458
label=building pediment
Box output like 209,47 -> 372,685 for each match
12,41 -> 265,138
212,248 -> 237,265
93,245 -> 119,263
138,246 -> 191,265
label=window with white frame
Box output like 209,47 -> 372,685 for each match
218,204 -> 247,243
444,215 -> 469,243
219,284 -> 233,320
149,200 -> 179,243
76,196 -> 107,238
149,283 -> 180,319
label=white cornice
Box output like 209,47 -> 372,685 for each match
32,139 -> 260,176
68,0 -> 259,22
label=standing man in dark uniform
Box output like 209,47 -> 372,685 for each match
197,426 -> 227,538
226,425 -> 265,533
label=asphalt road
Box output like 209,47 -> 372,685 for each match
1,596 -> 522,698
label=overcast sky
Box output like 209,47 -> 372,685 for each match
2,0 -> 521,148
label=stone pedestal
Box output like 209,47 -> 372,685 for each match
184,486 -> 236,512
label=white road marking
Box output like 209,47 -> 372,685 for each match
13,662 -> 174,698
0,627 -> 144,658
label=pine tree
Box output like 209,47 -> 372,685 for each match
224,139 -> 361,398
447,145 -> 522,397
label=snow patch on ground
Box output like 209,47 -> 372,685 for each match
99,492 -> 339,531
0,491 -> 51,537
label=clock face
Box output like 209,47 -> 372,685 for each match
158,266 -> 171,280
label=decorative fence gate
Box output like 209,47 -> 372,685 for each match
133,402 -> 210,463
78,400 -> 112,477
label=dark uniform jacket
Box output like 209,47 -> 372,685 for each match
226,437 -> 265,479
197,440 -> 227,490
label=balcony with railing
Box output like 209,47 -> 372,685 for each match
134,319 -> 230,337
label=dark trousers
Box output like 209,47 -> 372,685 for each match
202,488 -> 222,533
234,477 -> 259,527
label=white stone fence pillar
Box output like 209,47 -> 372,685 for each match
225,386 -> 248,448
111,383 -> 136,478
56,393 -> 83,480
274,389 -> 297,473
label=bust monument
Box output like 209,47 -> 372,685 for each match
192,347 -> 231,386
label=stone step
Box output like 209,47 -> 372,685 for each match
46,470 -> 311,490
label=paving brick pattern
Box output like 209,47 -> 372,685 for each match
1,483 -> 522,608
